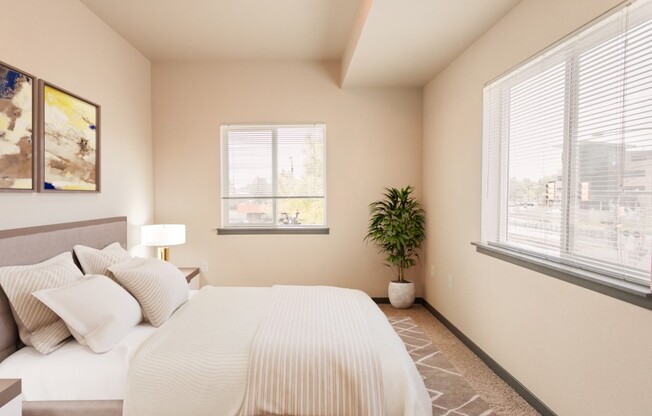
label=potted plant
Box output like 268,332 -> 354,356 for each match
365,186 -> 425,308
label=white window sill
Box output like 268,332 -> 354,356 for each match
473,242 -> 652,311
217,227 -> 329,235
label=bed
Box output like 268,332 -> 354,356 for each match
0,217 -> 431,416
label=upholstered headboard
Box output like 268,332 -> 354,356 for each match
0,217 -> 127,362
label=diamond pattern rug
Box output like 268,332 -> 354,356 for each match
389,316 -> 495,416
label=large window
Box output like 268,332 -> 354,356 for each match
220,124 -> 326,230
482,0 -> 652,288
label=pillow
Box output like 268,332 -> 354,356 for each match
109,258 -> 189,327
33,275 -> 143,353
74,242 -> 131,278
0,252 -> 82,354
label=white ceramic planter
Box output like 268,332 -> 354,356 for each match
388,280 -> 415,309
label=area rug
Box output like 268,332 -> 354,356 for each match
389,316 -> 495,416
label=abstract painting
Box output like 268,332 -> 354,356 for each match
40,81 -> 100,192
0,62 -> 35,191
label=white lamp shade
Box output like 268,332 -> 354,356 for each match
141,224 -> 186,247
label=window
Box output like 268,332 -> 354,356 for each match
220,124 -> 326,231
482,0 -> 652,289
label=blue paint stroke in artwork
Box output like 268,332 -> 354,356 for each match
0,69 -> 22,99
44,182 -> 56,190
89,125 -> 96,130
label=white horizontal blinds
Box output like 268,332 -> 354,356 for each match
481,86 -> 503,244
223,128 -> 273,198
481,0 -> 652,286
221,124 -> 326,227
222,127 -> 274,226
570,0 -> 652,284
505,60 -> 566,257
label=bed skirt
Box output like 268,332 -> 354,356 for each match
23,400 -> 122,416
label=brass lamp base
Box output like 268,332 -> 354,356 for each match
157,246 -> 170,261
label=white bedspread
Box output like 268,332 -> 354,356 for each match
124,286 -> 431,416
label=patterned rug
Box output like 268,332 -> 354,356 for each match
389,317 -> 495,416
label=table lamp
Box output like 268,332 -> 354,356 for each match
141,224 -> 186,261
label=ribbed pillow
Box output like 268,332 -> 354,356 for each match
33,275 -> 143,353
0,252 -> 82,354
74,242 -> 131,278
109,258 -> 189,327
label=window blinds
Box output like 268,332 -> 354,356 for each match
482,0 -> 652,286
221,124 -> 326,228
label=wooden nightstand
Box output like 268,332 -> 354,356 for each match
180,267 -> 200,289
0,379 -> 21,416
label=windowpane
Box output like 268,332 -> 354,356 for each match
506,62 -> 565,256
571,19 -> 652,283
482,0 -> 652,287
225,130 -> 273,198
221,124 -> 326,229
277,126 -> 325,197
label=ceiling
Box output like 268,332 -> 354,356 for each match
80,0 -> 520,87
342,0 -> 521,87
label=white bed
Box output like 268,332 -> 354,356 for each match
0,218 -> 432,416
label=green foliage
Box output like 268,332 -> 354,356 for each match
365,186 -> 426,282
277,133 -> 324,225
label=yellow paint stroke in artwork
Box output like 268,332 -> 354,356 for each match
51,182 -> 94,191
61,185 -> 93,190
0,114 -> 8,131
44,85 -> 96,131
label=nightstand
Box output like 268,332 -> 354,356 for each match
0,379 -> 21,416
180,267 -> 200,289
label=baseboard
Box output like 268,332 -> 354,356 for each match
420,299 -> 557,416
372,297 -> 424,304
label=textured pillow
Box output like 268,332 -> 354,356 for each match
0,252 -> 82,354
74,242 -> 131,278
33,275 -> 143,353
109,258 -> 189,327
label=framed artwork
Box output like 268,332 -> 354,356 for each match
0,61 -> 36,191
39,81 -> 100,192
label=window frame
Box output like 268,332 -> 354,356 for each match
477,0 -> 652,306
218,123 -> 329,234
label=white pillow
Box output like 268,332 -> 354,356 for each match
32,275 -> 143,353
0,252 -> 82,354
109,258 -> 189,327
73,242 -> 131,278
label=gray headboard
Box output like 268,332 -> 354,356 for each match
0,217 -> 127,361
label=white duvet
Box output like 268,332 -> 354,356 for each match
124,286 -> 431,416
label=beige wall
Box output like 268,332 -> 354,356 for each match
0,0 -> 153,250
422,0 -> 652,415
152,61 -> 422,296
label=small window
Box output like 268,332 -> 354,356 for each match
481,0 -> 652,289
220,124 -> 326,231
